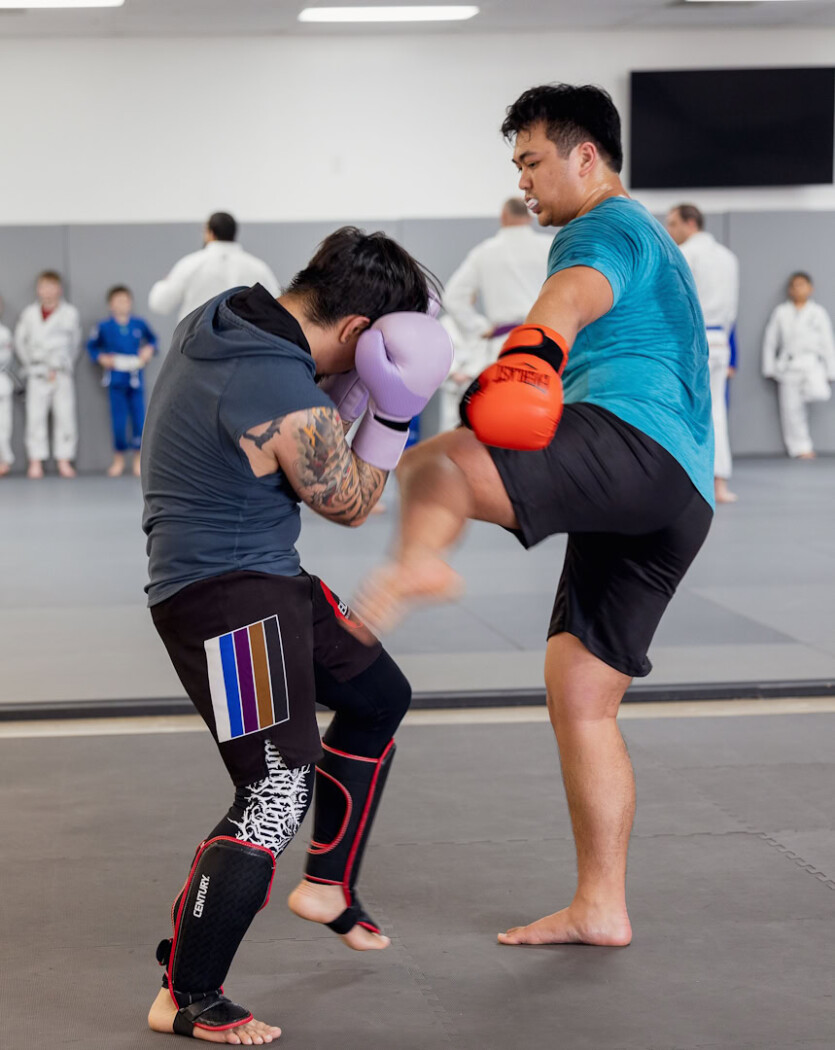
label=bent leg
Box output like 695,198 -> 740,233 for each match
290,591 -> 412,950
499,633 -> 634,947
357,428 -> 517,632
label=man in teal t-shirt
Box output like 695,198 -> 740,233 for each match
359,83 -> 714,952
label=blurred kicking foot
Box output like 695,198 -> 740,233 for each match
355,551 -> 463,634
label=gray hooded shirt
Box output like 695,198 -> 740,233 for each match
142,288 -> 332,605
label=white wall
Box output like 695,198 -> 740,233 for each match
1,28 -> 835,225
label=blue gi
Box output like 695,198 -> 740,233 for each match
88,317 -> 158,451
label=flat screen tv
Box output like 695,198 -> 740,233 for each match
630,67 -> 835,189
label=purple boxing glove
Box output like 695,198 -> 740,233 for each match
352,312 -> 454,470
318,370 -> 369,425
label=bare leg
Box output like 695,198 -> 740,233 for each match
356,429 -> 516,632
499,633 -> 633,947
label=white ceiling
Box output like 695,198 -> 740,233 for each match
1,0 -> 835,38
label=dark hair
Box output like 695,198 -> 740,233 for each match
501,83 -> 623,174
37,270 -> 62,285
672,204 -> 705,230
107,284 -> 132,302
503,197 -> 530,219
789,271 -> 813,284
207,211 -> 237,242
286,226 -> 440,326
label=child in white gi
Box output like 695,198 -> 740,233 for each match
762,272 -> 835,459
14,271 -> 82,479
0,295 -> 15,476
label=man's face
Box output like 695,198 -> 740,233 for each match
788,276 -> 813,304
512,123 -> 578,228
665,210 -> 696,246
36,278 -> 62,310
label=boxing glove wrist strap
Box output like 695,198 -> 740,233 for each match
352,411 -> 409,471
500,324 -> 569,375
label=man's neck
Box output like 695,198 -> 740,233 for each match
575,175 -> 629,219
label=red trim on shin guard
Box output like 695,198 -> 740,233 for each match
166,836 -> 276,1010
308,768 -> 353,854
343,741 -> 395,904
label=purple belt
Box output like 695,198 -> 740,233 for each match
489,322 -> 521,339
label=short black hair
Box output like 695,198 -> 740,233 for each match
107,284 -> 132,302
503,198 -> 530,219
673,204 -> 705,230
286,226 -> 440,326
789,271 -> 813,284
501,83 -> 623,174
207,211 -> 237,242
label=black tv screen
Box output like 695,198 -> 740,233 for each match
630,67 -> 835,189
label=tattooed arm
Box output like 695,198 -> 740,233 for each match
239,406 -> 387,526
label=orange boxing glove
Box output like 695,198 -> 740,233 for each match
460,324 -> 569,450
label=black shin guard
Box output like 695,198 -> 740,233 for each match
156,836 -> 275,1037
304,740 -> 395,935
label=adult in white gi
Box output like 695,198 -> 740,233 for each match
441,198 -> 551,430
666,204 -> 740,504
0,296 -> 15,475
149,211 -> 280,322
762,272 -> 835,459
14,272 -> 82,479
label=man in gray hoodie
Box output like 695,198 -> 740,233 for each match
142,227 -> 452,1043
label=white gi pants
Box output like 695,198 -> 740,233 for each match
777,369 -> 815,458
25,372 -> 78,462
707,332 -> 732,480
0,374 -> 13,465
440,378 -> 470,432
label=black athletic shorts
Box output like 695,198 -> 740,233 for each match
488,403 -> 713,678
151,570 -> 382,785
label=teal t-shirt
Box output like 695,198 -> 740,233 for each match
548,197 -> 714,509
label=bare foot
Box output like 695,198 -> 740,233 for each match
57,459 -> 76,479
107,454 -> 125,477
132,453 -> 142,477
148,988 -> 281,1045
714,479 -> 737,504
797,451 -> 816,461
27,460 -> 44,480
0,462 -> 10,477
354,552 -> 463,634
287,880 -> 390,951
498,904 -> 632,948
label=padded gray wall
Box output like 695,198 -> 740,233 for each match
727,211 -> 835,455
1,212 -> 834,474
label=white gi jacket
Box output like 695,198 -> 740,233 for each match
0,322 -> 13,393
14,301 -> 82,377
149,241 -> 281,321
762,299 -> 835,408
443,226 -> 552,366
0,323 -> 13,465
762,301 -> 835,380
678,231 -> 739,336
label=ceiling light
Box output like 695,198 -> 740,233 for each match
299,6 -> 479,23
0,1 -> 125,8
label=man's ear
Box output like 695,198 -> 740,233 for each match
338,315 -> 371,344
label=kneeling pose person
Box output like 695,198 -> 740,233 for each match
141,227 -> 452,1042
